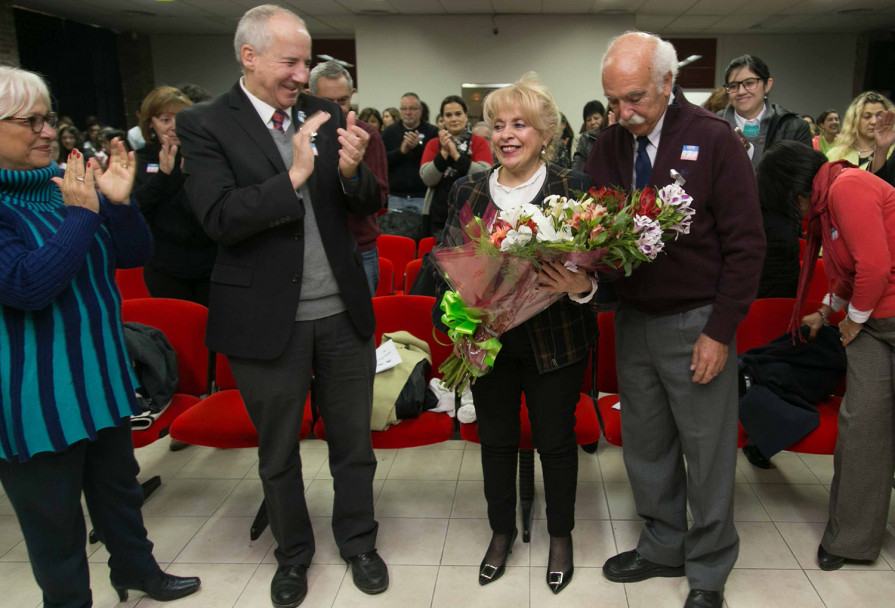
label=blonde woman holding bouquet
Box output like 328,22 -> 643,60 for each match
433,74 -> 597,595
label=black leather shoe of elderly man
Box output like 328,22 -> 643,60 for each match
271,564 -> 308,608
346,550 -> 389,594
602,549 -> 685,583
684,588 -> 723,608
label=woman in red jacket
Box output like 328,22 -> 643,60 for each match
758,140 -> 895,572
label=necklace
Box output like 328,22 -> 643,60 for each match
854,143 -> 876,154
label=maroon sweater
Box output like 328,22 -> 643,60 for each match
585,87 -> 765,344
347,120 -> 389,251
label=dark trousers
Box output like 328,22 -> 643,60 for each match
229,312 -> 378,566
471,325 -> 587,537
0,422 -> 161,608
143,265 -> 211,307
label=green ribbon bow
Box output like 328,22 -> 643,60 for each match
439,291 -> 502,371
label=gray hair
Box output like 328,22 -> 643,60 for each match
602,31 -> 679,90
233,4 -> 306,68
0,65 -> 51,119
308,61 -> 354,95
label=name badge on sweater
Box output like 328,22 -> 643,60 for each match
681,145 -> 699,161
146,164 -> 159,174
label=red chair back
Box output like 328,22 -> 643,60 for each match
418,236 -> 436,258
378,235 -> 416,291
214,353 -> 238,391
121,298 -> 210,397
736,298 -> 843,354
376,257 -> 394,296
116,268 -> 151,300
372,295 -> 452,373
404,259 -> 422,293
806,258 -> 831,304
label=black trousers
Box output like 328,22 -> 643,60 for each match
471,324 -> 588,537
0,422 -> 161,608
229,312 -> 378,566
143,265 -> 211,307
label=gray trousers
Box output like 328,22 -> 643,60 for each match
823,316 -> 895,560
230,312 -> 378,566
616,304 -> 740,591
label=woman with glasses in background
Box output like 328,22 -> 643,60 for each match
718,54 -> 812,173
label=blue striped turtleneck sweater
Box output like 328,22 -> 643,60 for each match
0,163 -> 152,462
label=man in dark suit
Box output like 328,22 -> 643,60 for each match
585,32 -> 765,608
176,5 -> 387,607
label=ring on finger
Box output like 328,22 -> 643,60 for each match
75,177 -> 85,182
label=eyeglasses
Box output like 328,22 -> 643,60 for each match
399,106 -> 420,113
1,112 -> 59,133
723,78 -> 763,94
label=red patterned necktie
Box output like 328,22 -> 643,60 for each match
271,109 -> 287,133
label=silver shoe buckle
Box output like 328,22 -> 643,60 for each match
548,571 -> 564,586
480,564 -> 499,580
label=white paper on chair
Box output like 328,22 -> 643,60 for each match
375,339 -> 402,374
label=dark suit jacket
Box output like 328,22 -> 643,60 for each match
176,83 -> 380,359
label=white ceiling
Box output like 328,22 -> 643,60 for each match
12,0 -> 895,38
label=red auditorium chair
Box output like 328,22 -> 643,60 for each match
735,297 -> 846,455
122,298 -> 210,453
378,235 -> 416,295
418,236 -> 437,258
90,298 -> 208,544
805,258 -> 831,304
115,267 -> 151,300
169,353 -> 313,540
375,257 -> 394,296
404,258 -> 422,293
104,297 -> 210,543
313,295 -> 456,449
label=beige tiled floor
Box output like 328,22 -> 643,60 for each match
1,438 -> 894,608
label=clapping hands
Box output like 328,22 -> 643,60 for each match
51,137 -> 135,211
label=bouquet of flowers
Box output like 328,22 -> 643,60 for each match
433,177 -> 695,392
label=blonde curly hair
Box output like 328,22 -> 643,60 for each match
827,91 -> 894,161
482,72 -> 561,162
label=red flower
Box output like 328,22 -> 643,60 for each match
489,219 -> 512,247
635,187 -> 661,219
589,186 -> 627,209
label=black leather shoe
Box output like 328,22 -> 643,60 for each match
346,550 -> 389,594
817,544 -> 846,571
270,564 -> 308,608
547,565 -> 574,594
743,444 -> 772,469
546,535 -> 573,594
684,589 -> 723,608
602,549 -> 685,583
112,572 -> 201,602
479,528 -> 518,586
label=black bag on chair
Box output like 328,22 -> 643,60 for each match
378,208 -> 424,241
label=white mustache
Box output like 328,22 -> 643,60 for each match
619,113 -> 646,127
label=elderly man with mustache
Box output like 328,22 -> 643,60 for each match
584,32 -> 765,608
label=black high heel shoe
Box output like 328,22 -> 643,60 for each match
478,528 -> 518,585
112,572 -> 201,602
546,535 -> 574,594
